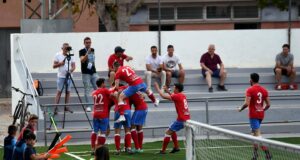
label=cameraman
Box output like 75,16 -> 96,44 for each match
79,37 -> 98,112
53,43 -> 76,114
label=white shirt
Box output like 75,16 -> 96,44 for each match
162,53 -> 181,70
54,51 -> 75,78
145,55 -> 163,70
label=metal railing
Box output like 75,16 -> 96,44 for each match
15,36 -> 40,117
40,93 -> 300,146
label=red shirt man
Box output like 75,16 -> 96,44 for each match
129,92 -> 148,151
246,85 -> 269,120
154,82 -> 190,154
90,78 -> 111,150
115,66 -> 143,86
238,73 -> 271,159
107,46 -> 133,85
92,88 -> 111,119
130,92 -> 148,111
171,93 -> 190,121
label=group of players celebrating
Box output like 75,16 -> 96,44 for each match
90,61 -> 191,155
91,59 -> 272,160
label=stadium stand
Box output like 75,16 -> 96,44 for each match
32,68 -> 300,143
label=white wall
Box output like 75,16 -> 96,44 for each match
12,29 -> 300,73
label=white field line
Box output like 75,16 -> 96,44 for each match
69,145 -> 253,155
65,152 -> 86,160
69,147 -> 186,154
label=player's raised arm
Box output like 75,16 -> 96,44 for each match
264,97 -> 271,111
154,82 -> 172,100
238,96 -> 251,112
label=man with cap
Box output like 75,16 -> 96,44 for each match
108,46 -> 133,86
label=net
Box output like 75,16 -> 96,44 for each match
185,120 -> 300,160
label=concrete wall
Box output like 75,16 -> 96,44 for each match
10,29 -> 300,74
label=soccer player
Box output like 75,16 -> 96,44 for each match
3,125 -> 17,160
154,82 -> 190,154
111,85 -> 133,155
113,62 -> 159,122
91,78 -> 111,153
129,92 -> 148,152
238,73 -> 272,160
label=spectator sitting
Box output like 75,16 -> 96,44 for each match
145,46 -> 166,90
24,132 -> 50,160
107,46 -> 133,86
274,44 -> 296,90
95,145 -> 110,160
200,44 -> 227,93
3,125 -> 17,160
12,129 -> 32,160
162,45 -> 185,90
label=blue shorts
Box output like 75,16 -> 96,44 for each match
123,83 -> 147,97
93,118 -> 109,133
202,69 -> 220,78
57,78 -> 72,92
169,120 -> 185,132
131,110 -> 148,126
114,110 -> 131,129
171,70 -> 180,78
249,118 -> 262,132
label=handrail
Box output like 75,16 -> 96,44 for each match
15,36 -> 40,117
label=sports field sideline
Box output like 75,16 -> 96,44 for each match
1,138 -> 299,160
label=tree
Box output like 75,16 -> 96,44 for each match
257,0 -> 289,11
70,0 -> 143,31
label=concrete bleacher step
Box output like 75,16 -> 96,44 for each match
32,68 -> 300,142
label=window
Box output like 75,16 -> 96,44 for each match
177,7 -> 203,19
234,23 -> 261,29
206,6 -> 231,19
149,8 -> 175,20
233,6 -> 258,18
149,25 -> 175,31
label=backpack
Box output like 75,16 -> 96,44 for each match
33,80 -> 43,96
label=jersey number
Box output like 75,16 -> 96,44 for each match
93,94 -> 104,105
183,99 -> 188,109
122,67 -> 132,76
256,92 -> 262,104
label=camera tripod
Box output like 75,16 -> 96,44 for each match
49,52 -> 92,129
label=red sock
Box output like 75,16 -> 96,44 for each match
148,93 -> 156,103
91,132 -> 97,149
97,134 -> 106,146
261,145 -> 268,151
125,132 -> 132,149
118,104 -> 125,115
114,134 -> 121,150
162,135 -> 171,152
171,132 -> 179,149
138,130 -> 144,149
131,129 -> 139,149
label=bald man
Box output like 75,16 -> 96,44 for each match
200,44 -> 227,93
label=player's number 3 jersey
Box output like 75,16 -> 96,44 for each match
246,85 -> 269,119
